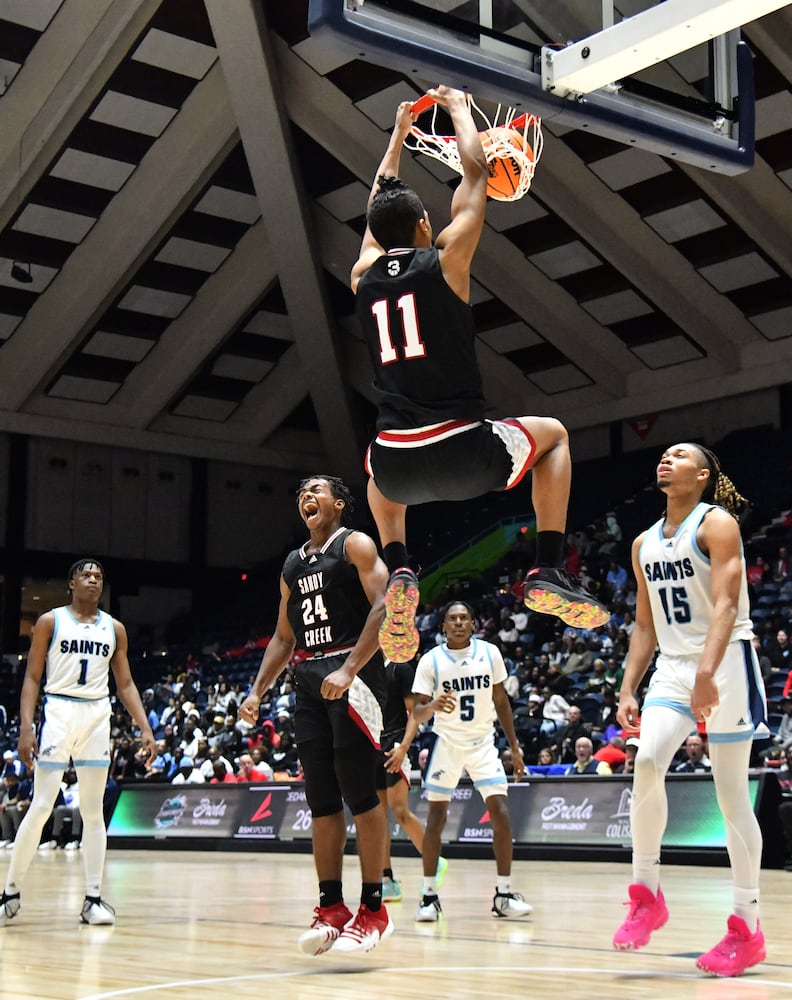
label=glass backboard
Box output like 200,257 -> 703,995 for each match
308,0 -> 756,173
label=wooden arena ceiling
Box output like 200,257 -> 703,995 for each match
1,0 -> 792,481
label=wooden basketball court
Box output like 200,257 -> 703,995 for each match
0,849 -> 789,999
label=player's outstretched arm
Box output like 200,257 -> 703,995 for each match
434,87 -> 488,299
351,100 -> 418,291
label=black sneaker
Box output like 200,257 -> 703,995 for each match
523,567 -> 610,629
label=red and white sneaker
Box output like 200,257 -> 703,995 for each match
297,901 -> 353,956
613,884 -> 669,950
524,567 -> 610,629
333,904 -> 394,953
379,568 -> 420,663
696,916 -> 766,977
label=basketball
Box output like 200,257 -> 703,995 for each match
480,127 -> 534,201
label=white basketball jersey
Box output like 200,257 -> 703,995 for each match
46,605 -> 116,699
638,502 -> 753,657
413,637 -> 506,745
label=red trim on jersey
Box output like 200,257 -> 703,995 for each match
347,702 -> 381,749
377,419 -> 478,445
502,418 -> 537,490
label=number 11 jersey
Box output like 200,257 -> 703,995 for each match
355,247 -> 485,431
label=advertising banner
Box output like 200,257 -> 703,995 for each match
108,774 -> 761,849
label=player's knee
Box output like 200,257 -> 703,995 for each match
486,794 -> 510,826
335,744 -> 378,816
390,799 -> 411,824
426,802 -> 448,833
347,790 -> 380,817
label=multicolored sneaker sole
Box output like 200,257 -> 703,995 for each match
524,587 -> 610,629
379,570 -> 420,662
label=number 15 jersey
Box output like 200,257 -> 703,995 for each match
638,502 -> 753,657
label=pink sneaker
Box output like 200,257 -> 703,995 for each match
333,903 -> 394,953
613,884 -> 669,950
297,901 -> 353,956
696,916 -> 766,977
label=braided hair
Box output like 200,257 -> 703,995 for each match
296,475 -> 355,525
67,557 -> 104,582
692,445 -> 748,520
367,175 -> 426,249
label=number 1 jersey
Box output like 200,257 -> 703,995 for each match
47,605 -> 115,699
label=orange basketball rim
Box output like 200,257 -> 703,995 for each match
406,93 -> 543,202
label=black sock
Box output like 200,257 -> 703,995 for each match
318,880 -> 343,908
361,882 -> 382,912
535,531 -> 565,568
383,542 -> 409,575
383,868 -> 393,880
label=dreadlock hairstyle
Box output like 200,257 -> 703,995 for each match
367,175 -> 426,250
296,475 -> 355,525
692,444 -> 748,520
67,557 -> 104,582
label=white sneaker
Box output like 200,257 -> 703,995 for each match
80,897 -> 116,925
0,840 -> 9,849
4,842 -> 14,850
0,893 -> 20,926
333,904 -> 393,953
38,840 -> 58,851
415,896 -> 442,922
492,891 -> 533,919
64,841 -> 80,851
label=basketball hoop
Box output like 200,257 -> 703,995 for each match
406,94 -> 543,202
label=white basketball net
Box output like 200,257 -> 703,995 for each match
405,96 -> 543,202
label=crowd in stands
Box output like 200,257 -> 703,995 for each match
0,462 -> 791,862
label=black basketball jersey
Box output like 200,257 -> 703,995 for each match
282,527 -> 373,655
381,660 -> 416,739
355,247 -> 485,430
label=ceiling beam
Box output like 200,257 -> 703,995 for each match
0,0 -> 162,232
538,130 -> 755,368
0,63 -> 238,410
205,0 -> 363,479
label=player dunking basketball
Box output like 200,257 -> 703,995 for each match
613,443 -> 769,976
351,86 -> 608,664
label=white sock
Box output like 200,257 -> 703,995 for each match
733,887 -> 760,933
633,855 -> 661,895
422,878 -> 437,897
497,876 -> 511,895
